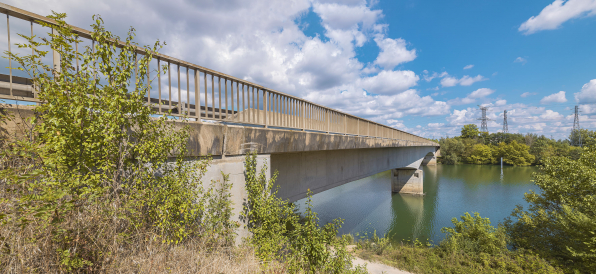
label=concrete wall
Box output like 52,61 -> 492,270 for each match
270,146 -> 436,202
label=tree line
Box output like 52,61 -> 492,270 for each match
436,124 -> 596,166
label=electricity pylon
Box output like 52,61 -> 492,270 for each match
477,105 -> 490,133
503,110 -> 508,133
572,105 -> 582,147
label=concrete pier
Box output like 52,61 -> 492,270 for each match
391,168 -> 423,195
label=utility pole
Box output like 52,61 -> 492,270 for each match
503,110 -> 508,133
477,105 -> 490,133
572,105 -> 582,147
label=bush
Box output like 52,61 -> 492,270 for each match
0,12 -> 236,272
506,145 -> 596,273
242,152 -> 366,273
440,212 -> 507,255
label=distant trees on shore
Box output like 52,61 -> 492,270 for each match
438,124 -> 594,166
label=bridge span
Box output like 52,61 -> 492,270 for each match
0,3 -> 439,241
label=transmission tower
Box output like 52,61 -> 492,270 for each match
503,110 -> 508,133
572,105 -> 582,147
477,105 -> 491,133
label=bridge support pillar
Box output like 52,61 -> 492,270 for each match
391,168 -> 423,195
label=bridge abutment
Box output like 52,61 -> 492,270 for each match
391,168 -> 423,195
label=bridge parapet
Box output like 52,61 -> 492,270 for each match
0,3 -> 435,146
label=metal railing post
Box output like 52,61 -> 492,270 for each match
264,89 -> 268,128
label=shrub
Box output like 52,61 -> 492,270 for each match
505,145 -> 596,272
0,12 -> 236,272
242,152 -> 366,273
440,212 -> 508,255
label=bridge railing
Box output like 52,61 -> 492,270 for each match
0,3 -> 438,146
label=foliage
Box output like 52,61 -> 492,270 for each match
354,216 -> 561,274
242,152 -> 366,273
494,141 -> 535,166
505,145 -> 596,273
467,144 -> 495,165
438,137 -> 464,164
461,124 -> 480,139
440,212 -> 508,255
438,125 -> 590,166
0,12 -> 236,272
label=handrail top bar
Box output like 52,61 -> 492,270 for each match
0,3 -> 434,143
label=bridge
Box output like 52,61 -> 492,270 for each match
0,4 -> 439,239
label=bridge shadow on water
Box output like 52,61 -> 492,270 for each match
295,166 -> 440,243
295,164 -> 538,244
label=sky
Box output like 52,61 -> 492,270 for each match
3,0 -> 596,139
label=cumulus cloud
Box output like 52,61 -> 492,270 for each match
463,64 -> 474,70
540,110 -> 564,120
357,70 -> 419,95
495,99 -> 507,106
514,57 -> 527,64
372,36 -> 417,69
519,0 -> 596,35
521,92 -> 538,97
448,88 -> 495,105
440,74 -> 487,87
574,79 -> 596,104
540,91 -> 568,104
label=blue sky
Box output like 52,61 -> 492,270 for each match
4,0 -> 596,139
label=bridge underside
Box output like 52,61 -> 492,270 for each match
271,146 -> 435,202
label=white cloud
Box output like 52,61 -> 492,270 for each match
574,79 -> 596,104
428,123 -> 444,128
372,36 -> 417,69
521,92 -> 538,97
519,0 -> 596,35
440,74 -> 487,87
468,88 -> 495,98
495,99 -> 507,106
423,71 -> 447,82
448,88 -> 495,105
540,91 -> 568,104
514,57 -> 527,64
357,70 -> 419,95
463,64 -> 474,70
540,110 -> 564,120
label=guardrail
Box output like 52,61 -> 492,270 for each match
0,3 -> 438,146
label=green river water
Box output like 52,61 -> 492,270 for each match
296,164 -> 539,244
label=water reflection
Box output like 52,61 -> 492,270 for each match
296,164 -> 539,244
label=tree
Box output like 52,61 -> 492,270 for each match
505,146 -> 596,272
460,124 -> 480,139
467,144 -> 495,165
439,137 -> 465,164
494,141 -> 535,166
568,128 -> 596,147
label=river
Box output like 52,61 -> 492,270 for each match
296,164 -> 540,244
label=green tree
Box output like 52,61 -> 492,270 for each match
467,144 -> 495,165
494,141 -> 535,166
568,128 -> 596,147
461,124 -> 480,139
505,146 -> 596,272
439,137 -> 465,164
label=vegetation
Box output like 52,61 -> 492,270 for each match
243,153 -> 366,273
354,213 -> 562,273
439,124 -> 588,166
0,13 -> 365,273
505,145 -> 596,273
